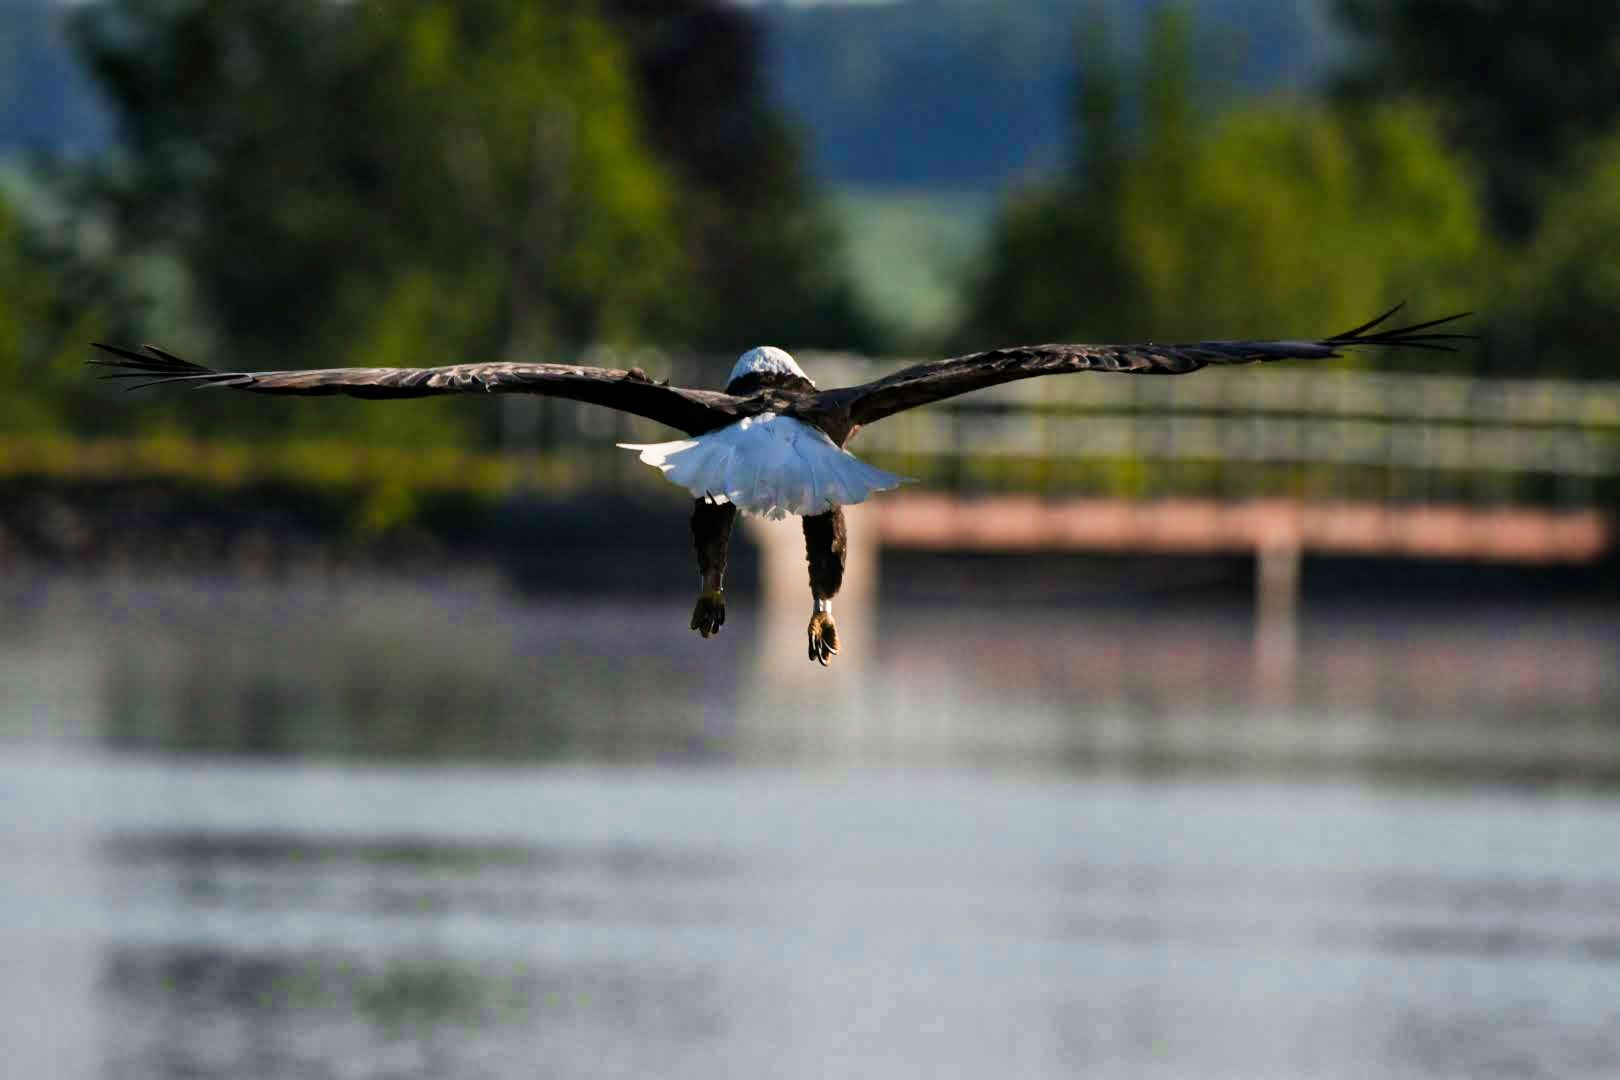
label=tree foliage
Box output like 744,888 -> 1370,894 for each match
64,0 -> 870,447
602,0 -> 875,352
0,191 -> 105,435
74,2 -> 680,357
959,8 -> 1487,363
1338,0 -> 1620,240
1335,2 -> 1620,377
1506,131 -> 1620,377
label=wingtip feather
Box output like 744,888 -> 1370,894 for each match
1326,307 -> 1477,352
86,341 -> 224,386
1335,301 -> 1407,340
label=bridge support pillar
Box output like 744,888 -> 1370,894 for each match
741,506 -> 878,747
1254,540 -> 1301,702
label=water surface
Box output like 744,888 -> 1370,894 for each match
4,574 -> 1618,1078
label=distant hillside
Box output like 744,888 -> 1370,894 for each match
757,0 -> 1347,189
5,0 -> 1347,188
0,0 -> 111,155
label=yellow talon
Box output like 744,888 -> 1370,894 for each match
807,611 -> 839,666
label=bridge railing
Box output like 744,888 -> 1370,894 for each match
511,349 -> 1620,510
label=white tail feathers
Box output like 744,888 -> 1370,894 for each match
618,413 -> 909,519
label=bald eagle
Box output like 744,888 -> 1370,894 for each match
90,306 -> 1470,665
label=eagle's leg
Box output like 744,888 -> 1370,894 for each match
803,508 -> 846,666
689,498 -> 736,638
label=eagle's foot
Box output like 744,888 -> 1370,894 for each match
690,589 -> 726,638
807,611 -> 840,666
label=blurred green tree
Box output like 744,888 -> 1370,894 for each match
959,7 -> 1487,364
0,191 -> 104,435
73,0 -> 683,443
1337,1 -> 1620,240
1505,130 -> 1620,378
68,0 -> 870,445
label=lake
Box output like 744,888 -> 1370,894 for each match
3,572 -> 1618,1078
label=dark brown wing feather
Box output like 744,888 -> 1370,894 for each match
820,306 -> 1475,428
88,344 -> 746,435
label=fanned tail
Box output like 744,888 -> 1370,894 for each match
619,415 -> 909,517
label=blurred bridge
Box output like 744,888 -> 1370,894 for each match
542,347 -> 1618,566
821,353 -> 1616,557
532,350 -> 1620,688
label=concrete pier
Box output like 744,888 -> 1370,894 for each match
741,505 -> 878,753
1254,541 -> 1302,703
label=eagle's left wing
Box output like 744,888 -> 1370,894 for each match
88,344 -> 746,436
821,307 -> 1473,429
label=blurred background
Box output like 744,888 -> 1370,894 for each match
4,0 -> 1620,1076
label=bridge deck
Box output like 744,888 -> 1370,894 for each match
864,494 -> 1612,563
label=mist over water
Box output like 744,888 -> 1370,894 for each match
5,572 -> 1619,1078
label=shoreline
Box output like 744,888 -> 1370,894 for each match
4,474 -> 1614,606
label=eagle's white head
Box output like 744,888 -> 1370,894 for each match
727,346 -> 814,389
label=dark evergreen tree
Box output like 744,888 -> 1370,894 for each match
604,0 -> 877,351
1338,0 -> 1620,239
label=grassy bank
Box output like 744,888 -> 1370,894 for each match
0,434 -> 585,533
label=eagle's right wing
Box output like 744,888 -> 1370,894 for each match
89,344 -> 746,436
820,307 -> 1473,429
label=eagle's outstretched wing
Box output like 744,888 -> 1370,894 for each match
87,344 -> 746,436
822,306 -> 1474,429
